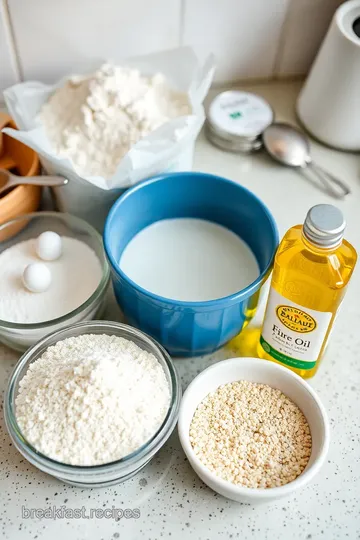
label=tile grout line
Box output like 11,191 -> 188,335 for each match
1,0 -> 23,82
178,0 -> 186,47
211,74 -> 304,89
271,0 -> 294,78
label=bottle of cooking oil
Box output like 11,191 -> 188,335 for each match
258,204 -> 357,378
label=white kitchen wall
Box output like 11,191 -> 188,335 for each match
0,1 -> 18,91
6,0 -> 182,83
0,0 -> 344,97
182,0 -> 289,82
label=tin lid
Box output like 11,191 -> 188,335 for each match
205,122 -> 263,153
303,204 -> 346,249
207,91 -> 274,147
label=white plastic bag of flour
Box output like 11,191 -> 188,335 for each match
3,47 -> 215,230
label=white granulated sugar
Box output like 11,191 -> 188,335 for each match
15,334 -> 171,465
0,237 -> 102,323
40,63 -> 191,178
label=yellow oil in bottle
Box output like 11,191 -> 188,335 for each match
227,325 -> 262,358
258,205 -> 357,378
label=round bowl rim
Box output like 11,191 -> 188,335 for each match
104,172 -> 279,309
336,0 -> 360,47
178,356 -> 330,500
0,211 -> 110,329
4,320 -> 181,476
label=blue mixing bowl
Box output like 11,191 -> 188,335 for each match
104,172 -> 278,357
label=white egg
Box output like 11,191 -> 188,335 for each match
36,231 -> 62,261
22,263 -> 52,293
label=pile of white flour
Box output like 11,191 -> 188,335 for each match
16,334 -> 171,465
0,237 -> 102,323
39,63 -> 191,178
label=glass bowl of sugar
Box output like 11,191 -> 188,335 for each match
4,320 -> 181,487
0,211 -> 110,351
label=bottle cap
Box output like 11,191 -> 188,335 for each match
303,204 -> 346,248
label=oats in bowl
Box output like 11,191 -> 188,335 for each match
189,380 -> 312,489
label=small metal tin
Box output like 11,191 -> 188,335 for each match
206,91 -> 274,153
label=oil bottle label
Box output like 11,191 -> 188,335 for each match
260,288 -> 332,370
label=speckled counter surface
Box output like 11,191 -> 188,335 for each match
1,81 -> 360,540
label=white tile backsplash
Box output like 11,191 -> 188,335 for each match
7,0 -> 182,83
0,0 -> 342,94
182,0 -> 290,83
277,0 -> 343,76
0,1 -> 19,94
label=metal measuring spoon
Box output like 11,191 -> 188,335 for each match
262,123 -> 351,199
0,169 -> 68,197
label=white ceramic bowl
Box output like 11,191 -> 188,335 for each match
178,357 -> 329,504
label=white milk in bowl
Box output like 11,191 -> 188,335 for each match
119,218 -> 259,302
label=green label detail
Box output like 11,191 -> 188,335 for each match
229,111 -> 242,119
260,336 -> 316,370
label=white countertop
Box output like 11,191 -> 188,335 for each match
1,81 -> 359,540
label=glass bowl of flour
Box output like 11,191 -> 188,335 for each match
4,320 -> 181,487
0,212 -> 110,351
